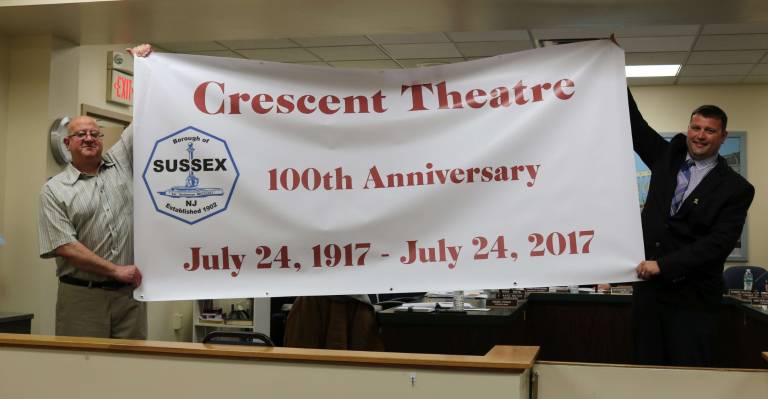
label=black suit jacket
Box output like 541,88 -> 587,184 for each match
628,92 -> 755,308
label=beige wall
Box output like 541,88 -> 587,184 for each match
632,86 -> 768,268
0,35 -> 8,249
1,36 -> 56,335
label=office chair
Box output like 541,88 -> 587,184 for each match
372,292 -> 425,310
722,266 -> 767,290
202,331 -> 275,346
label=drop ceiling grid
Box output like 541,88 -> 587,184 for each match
153,24 -> 768,85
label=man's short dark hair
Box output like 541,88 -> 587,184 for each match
691,105 -> 728,131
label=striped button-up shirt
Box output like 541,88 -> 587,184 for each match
38,125 -> 133,281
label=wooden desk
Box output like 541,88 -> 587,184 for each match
0,312 -> 33,333
378,293 -> 768,368
379,304 -> 526,356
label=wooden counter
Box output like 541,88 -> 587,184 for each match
0,333 -> 537,371
0,334 -> 538,399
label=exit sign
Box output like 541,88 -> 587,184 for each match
107,50 -> 133,106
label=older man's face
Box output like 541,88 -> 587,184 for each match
64,117 -> 103,164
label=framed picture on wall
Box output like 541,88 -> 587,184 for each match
634,131 -> 748,262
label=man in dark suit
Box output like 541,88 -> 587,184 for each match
628,90 -> 754,367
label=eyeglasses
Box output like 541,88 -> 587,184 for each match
69,130 -> 104,140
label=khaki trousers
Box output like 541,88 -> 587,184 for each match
56,282 -> 147,339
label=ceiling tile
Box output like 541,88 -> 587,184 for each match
677,76 -> 744,85
627,77 -> 677,86
292,35 -> 371,47
309,45 -> 387,61
383,43 -> 462,59
447,30 -> 529,42
679,64 -> 754,76
694,34 -> 768,50
219,38 -> 298,49
368,32 -> 449,44
625,52 -> 687,65
238,48 -> 320,62
455,41 -> 531,57
702,23 -> 768,35
616,25 -> 701,37
188,50 -> 245,59
620,36 -> 696,52
742,75 -> 768,83
154,41 -> 227,52
398,58 -> 466,68
687,50 -> 766,64
750,64 -> 768,74
328,60 -> 402,69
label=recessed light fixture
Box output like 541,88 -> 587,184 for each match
625,64 -> 681,78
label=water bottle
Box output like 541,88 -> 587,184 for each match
452,290 -> 464,311
743,268 -> 753,291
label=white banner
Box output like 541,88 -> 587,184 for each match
133,40 -> 643,301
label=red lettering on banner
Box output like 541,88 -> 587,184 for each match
402,79 -> 574,111
466,89 -> 487,109
319,95 -> 340,114
193,81 -> 226,114
183,247 -> 246,277
554,79 -> 576,100
297,95 -> 316,114
489,87 -> 511,108
251,93 -> 272,114
276,94 -> 295,113
192,81 -> 388,115
530,82 -> 552,102
513,81 -> 528,105
402,83 -> 433,111
192,79 -> 573,115
229,93 -> 250,114
437,81 -> 463,109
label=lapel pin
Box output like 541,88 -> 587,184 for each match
693,198 -> 699,205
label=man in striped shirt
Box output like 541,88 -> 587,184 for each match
38,116 -> 146,339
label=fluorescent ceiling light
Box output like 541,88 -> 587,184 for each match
625,64 -> 681,78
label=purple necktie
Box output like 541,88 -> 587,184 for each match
670,160 -> 694,215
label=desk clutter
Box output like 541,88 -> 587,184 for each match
394,286 -> 637,312
198,299 -> 252,325
727,289 -> 768,305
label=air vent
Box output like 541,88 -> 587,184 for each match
538,38 -> 602,47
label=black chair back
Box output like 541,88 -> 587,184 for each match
202,331 -> 275,346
